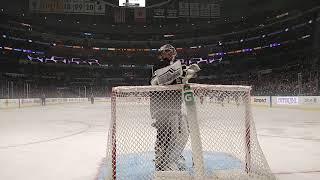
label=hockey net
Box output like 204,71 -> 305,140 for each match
105,84 -> 275,180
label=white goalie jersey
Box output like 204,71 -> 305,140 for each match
151,60 -> 201,86
151,60 -> 183,86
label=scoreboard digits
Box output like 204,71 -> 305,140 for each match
30,0 -> 105,15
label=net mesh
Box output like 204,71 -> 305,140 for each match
106,84 -> 276,180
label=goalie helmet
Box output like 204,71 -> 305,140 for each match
158,44 -> 177,61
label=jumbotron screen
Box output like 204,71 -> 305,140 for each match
119,0 -> 145,7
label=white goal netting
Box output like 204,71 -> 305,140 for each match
106,84 -> 276,180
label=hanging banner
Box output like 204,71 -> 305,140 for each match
200,3 -> 210,17
179,2 -> 189,17
29,0 -> 106,15
210,4 -> 220,18
166,9 -> 178,18
189,3 -> 199,17
153,8 -> 165,18
134,8 -> 146,23
177,1 -> 220,18
114,8 -> 126,23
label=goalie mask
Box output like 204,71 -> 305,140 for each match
158,44 -> 177,61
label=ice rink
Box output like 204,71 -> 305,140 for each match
0,102 -> 320,180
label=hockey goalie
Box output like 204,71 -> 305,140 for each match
150,44 -> 200,172
104,44 -> 276,180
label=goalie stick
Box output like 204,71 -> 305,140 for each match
182,81 -> 205,178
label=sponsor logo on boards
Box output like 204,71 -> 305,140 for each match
253,98 -> 267,103
276,97 -> 299,105
303,97 -> 318,104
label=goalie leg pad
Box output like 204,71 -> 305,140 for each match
154,112 -> 189,171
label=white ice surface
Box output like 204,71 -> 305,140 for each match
253,107 -> 320,180
0,103 -> 320,180
0,103 -> 110,180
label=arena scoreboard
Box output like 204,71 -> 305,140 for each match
119,0 -> 145,7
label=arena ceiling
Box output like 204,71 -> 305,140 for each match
1,0 -> 318,17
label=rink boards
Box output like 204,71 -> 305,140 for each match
1,96 -> 320,110
0,97 -> 111,109
251,96 -> 320,109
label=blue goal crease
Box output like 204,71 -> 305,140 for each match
97,151 -> 244,180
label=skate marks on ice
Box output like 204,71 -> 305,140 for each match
0,120 -> 92,149
0,103 -> 108,180
252,107 -> 320,179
